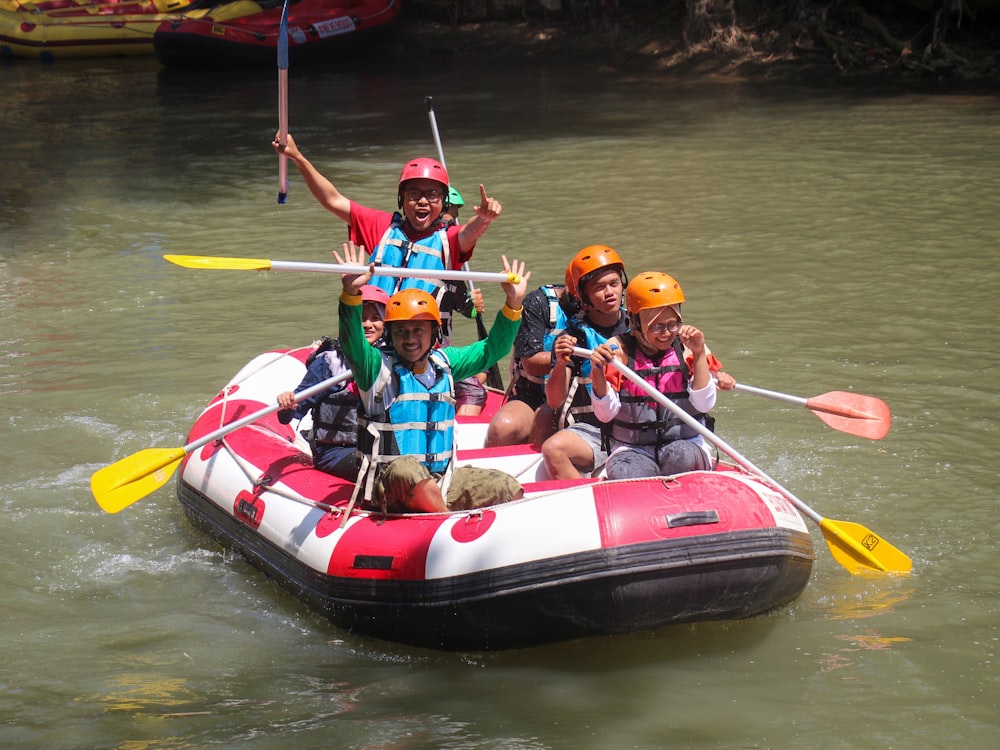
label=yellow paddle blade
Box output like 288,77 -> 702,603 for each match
820,518 -> 913,574
91,447 -> 187,514
163,254 -> 272,271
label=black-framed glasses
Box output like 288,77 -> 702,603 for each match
404,188 -> 444,204
647,320 -> 681,335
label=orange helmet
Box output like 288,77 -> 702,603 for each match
398,158 -> 449,190
385,288 -> 441,325
625,272 -> 685,313
566,245 -> 626,302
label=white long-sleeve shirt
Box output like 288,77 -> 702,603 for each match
592,379 -> 717,424
592,371 -> 717,458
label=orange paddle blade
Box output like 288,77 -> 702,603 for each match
805,391 -> 891,440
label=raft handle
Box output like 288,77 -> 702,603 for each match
666,510 -> 720,528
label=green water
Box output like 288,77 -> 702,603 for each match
1,56 -> 998,748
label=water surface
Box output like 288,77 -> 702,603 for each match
2,55 -> 998,748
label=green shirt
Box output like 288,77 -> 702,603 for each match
338,292 -> 520,393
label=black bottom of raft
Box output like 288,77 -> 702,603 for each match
178,479 -> 814,651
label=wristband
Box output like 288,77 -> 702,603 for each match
501,304 -> 523,321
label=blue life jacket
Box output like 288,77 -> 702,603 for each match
540,284 -> 570,352
355,349 -> 457,503
556,323 -> 610,429
368,213 -> 459,342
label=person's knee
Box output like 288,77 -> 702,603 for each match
658,441 -> 711,475
377,456 -> 432,510
540,431 -> 566,462
447,467 -> 523,510
543,431 -> 595,478
410,477 -> 448,513
606,450 -> 658,480
487,412 -> 521,442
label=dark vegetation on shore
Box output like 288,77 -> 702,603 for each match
399,0 -> 1000,84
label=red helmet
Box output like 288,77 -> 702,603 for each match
398,158 -> 449,190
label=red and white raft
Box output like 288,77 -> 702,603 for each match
177,346 -> 815,650
152,0 -> 400,68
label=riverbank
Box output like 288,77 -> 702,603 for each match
392,8 -> 1000,86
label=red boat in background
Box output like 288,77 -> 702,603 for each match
152,0 -> 399,68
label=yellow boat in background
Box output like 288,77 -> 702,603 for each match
0,0 -> 250,59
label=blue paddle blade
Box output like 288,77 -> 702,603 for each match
278,0 -> 290,69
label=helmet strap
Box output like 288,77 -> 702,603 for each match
419,323 -> 442,365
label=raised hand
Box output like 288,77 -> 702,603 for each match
333,241 -> 372,295
473,183 -> 502,223
272,132 -> 301,160
500,256 -> 529,310
678,324 -> 705,356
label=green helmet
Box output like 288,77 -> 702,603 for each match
447,186 -> 465,208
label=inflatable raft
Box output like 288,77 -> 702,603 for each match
152,0 -> 399,68
0,0 -> 207,59
177,345 -> 815,650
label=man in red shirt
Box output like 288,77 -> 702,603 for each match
273,133 -> 501,273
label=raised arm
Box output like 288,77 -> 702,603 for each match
272,133 -> 352,223
456,183 -> 502,253
334,242 -> 381,391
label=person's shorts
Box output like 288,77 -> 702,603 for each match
564,422 -> 609,476
507,377 -> 546,410
455,375 -> 487,408
312,443 -> 360,481
376,455 -> 522,512
447,466 -> 524,510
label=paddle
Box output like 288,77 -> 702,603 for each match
732,383 -> 891,440
572,346 -> 911,575
163,254 -> 520,285
91,370 -> 353,514
426,95 -> 448,175
425,95 -> 504,390
276,0 -> 290,204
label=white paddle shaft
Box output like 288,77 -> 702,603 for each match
183,371 -> 353,454
268,260 -> 516,284
732,383 -> 807,407
572,346 -> 822,524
